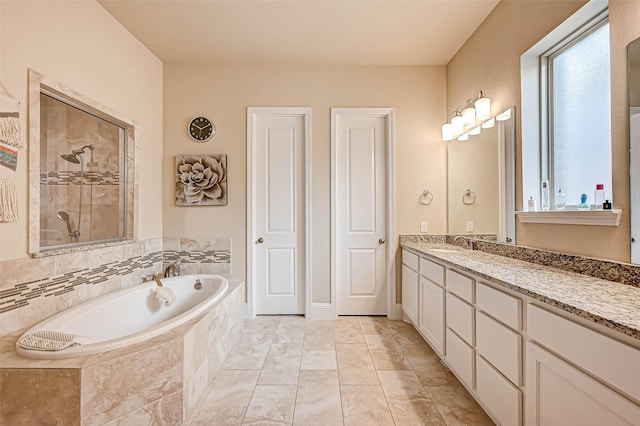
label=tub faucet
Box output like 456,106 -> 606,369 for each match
152,274 -> 164,287
164,261 -> 182,278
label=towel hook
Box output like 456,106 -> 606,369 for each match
418,189 -> 433,205
462,189 -> 476,205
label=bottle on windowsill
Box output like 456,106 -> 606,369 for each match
603,200 -> 612,210
594,184 -> 605,210
577,193 -> 590,210
555,188 -> 566,210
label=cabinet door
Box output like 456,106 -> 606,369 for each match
401,264 -> 418,324
419,277 -> 444,355
526,342 -> 640,426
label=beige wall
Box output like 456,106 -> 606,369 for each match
0,0 -> 163,261
163,64 -> 447,303
447,0 -> 640,262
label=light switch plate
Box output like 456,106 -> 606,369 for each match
466,220 -> 474,232
420,221 -> 428,233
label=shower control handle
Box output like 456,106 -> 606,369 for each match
257,237 -> 264,244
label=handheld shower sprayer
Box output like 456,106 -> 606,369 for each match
56,210 -> 79,241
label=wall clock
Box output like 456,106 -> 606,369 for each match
188,116 -> 215,142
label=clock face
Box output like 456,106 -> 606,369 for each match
188,116 -> 215,142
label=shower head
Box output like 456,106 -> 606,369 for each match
60,153 -> 81,164
60,145 -> 95,164
56,210 -> 74,236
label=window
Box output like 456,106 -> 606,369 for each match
520,2 -> 612,212
545,17 -> 611,207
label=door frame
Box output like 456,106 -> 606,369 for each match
246,107 -> 312,319
330,108 -> 397,319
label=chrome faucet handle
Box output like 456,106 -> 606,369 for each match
174,260 -> 183,276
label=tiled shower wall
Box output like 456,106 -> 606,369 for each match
0,237 -> 231,336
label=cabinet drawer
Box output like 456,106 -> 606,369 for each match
446,293 -> 474,345
476,311 -> 521,385
420,257 -> 444,286
402,249 -> 419,271
477,355 -> 522,426
476,282 -> 521,330
527,304 -> 640,401
446,269 -> 474,302
445,328 -> 474,388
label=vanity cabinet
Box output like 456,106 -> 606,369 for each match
401,243 -> 640,426
526,304 -> 640,425
401,250 -> 419,325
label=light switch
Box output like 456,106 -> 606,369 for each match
420,221 -> 429,233
466,220 -> 474,232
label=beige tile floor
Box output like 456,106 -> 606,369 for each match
189,316 -> 494,426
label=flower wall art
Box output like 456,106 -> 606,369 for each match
175,154 -> 227,206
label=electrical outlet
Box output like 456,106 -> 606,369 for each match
420,221 -> 429,233
466,220 -> 474,232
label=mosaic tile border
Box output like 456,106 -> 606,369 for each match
164,250 -> 231,264
40,171 -> 120,185
0,251 -> 162,314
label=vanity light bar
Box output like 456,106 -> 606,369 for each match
441,91 -> 492,141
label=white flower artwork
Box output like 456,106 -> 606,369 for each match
175,154 -> 227,206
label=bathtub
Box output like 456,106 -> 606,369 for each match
16,274 -> 229,360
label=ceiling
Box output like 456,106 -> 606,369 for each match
97,0 -> 500,66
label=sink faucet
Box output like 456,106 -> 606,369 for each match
453,236 -> 473,250
164,260 -> 183,277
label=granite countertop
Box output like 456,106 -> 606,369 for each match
401,242 -> 640,342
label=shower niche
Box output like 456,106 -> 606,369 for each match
29,70 -> 136,255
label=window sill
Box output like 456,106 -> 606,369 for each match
516,209 -> 622,226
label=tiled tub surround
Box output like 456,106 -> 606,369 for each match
0,238 -> 164,336
400,239 -> 640,341
163,236 -> 231,275
0,279 -> 244,425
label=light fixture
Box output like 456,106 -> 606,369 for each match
496,109 -> 511,121
441,91 -> 500,141
441,111 -> 461,141
451,112 -> 464,137
462,100 -> 476,129
475,91 -> 491,120
481,118 -> 495,129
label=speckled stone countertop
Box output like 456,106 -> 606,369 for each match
401,241 -> 640,342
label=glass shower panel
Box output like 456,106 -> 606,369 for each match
39,93 -> 125,248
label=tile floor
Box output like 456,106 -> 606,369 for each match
189,316 -> 494,425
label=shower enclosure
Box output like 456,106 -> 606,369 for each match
39,92 -> 125,248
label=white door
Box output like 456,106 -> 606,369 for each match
248,108 -> 309,315
333,109 -> 390,315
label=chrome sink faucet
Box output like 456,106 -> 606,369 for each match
164,260 -> 183,277
453,236 -> 473,250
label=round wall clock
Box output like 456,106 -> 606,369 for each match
188,116 -> 215,142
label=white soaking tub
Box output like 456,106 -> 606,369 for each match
16,274 -> 229,359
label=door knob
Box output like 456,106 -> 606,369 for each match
256,237 -> 264,244
379,238 -> 386,244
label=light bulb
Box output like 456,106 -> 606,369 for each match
442,122 -> 454,141
462,106 -> 476,129
458,133 -> 469,141
481,118 -> 495,128
451,115 -> 464,136
496,109 -> 512,121
470,126 -> 481,136
475,93 -> 491,120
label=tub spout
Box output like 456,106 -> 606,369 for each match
153,274 -> 164,287
164,261 -> 183,278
